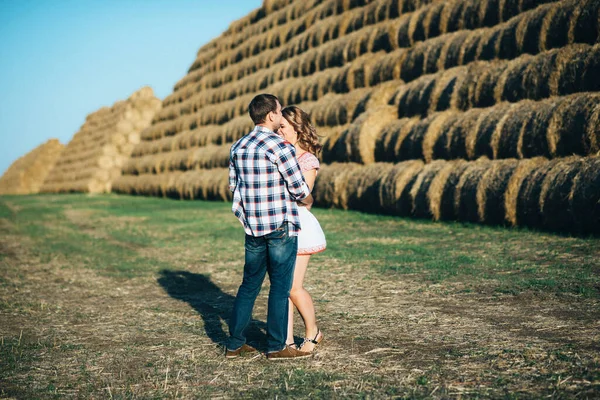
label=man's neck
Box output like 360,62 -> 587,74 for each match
255,123 -> 275,132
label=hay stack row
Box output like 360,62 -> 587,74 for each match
41,87 -> 161,194
113,168 -> 231,202
0,139 -> 64,195
312,156 -> 600,234
393,43 -> 600,118
322,91 -> 600,164
162,0 -> 594,115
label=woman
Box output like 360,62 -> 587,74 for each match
278,105 -> 326,353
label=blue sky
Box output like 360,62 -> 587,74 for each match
0,0 -> 262,175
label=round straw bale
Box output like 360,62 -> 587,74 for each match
539,1 -> 571,50
587,102 -> 600,154
369,49 -> 404,86
397,115 -> 436,160
374,117 -> 420,162
478,0 -> 501,29
547,93 -> 600,157
476,28 -> 502,61
515,4 -> 549,54
473,61 -> 509,108
458,30 -> 484,65
517,97 -> 558,158
312,162 -> 362,209
504,157 -> 548,225
454,158 -> 493,223
335,105 -> 398,164
379,159 -> 425,215
396,75 -> 437,118
520,49 -> 558,100
491,102 -> 533,159
400,43 -> 427,82
346,163 -> 396,212
569,155 -> 600,234
539,156 -> 582,231
494,55 -> 533,103
476,158 -> 519,224
439,1 -> 465,34
514,157 -> 556,227
319,125 -> 349,164
440,32 -> 471,71
393,14 -> 412,48
422,36 -> 447,74
410,159 -> 447,218
466,103 -> 512,159
569,0 -> 600,45
408,7 -> 428,45
423,2 -> 445,38
445,108 -> 480,160
366,80 -> 403,110
427,159 -> 470,221
429,66 -> 468,114
421,111 -> 459,162
549,43 -> 600,96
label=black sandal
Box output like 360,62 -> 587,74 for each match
300,329 -> 323,352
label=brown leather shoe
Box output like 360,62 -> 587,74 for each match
266,345 -> 312,360
225,343 -> 257,359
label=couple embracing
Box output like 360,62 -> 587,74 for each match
225,94 -> 326,360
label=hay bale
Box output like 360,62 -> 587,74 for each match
368,49 -> 404,86
539,1 -> 572,50
346,163 -> 396,212
473,61 -> 508,108
520,49 -> 559,100
568,0 -> 600,45
374,118 -> 420,162
515,4 -> 551,54
444,108 -> 480,160
494,55 -> 533,103
476,158 -> 519,225
491,102 -> 532,159
454,158 -> 492,223
407,6 -> 429,45
427,159 -> 469,221
539,156 -> 583,231
312,162 -> 362,209
439,0 -> 466,33
516,98 -> 558,158
569,156 -> 600,234
421,111 -> 460,162
396,75 -> 437,118
409,160 -> 446,218
476,27 -> 502,61
548,43 -> 600,96
423,2 -> 445,38
428,66 -> 468,114
547,93 -> 600,157
379,160 -> 425,215
328,105 -> 398,164
0,139 -> 65,195
397,115 -> 437,160
437,31 -> 471,71
513,157 -> 556,228
423,36 -> 448,74
458,30 -> 484,65
466,103 -> 512,160
587,102 -> 600,154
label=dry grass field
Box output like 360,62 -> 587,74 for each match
1,194 -> 599,398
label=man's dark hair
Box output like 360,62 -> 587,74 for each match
248,94 -> 280,124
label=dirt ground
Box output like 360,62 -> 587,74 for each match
1,196 -> 599,398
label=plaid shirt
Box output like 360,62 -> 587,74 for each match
229,126 -> 310,237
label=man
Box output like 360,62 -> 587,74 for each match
226,93 -> 313,360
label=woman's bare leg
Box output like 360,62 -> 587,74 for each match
287,255 -> 322,352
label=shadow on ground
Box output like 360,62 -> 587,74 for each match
157,270 -> 268,351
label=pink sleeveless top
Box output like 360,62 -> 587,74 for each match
297,152 -> 320,174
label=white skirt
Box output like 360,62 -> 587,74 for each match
297,206 -> 326,255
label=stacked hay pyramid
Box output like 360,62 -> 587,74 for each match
41,87 -> 162,194
114,0 -> 600,234
0,139 -> 65,195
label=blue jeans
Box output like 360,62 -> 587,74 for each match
228,223 -> 297,353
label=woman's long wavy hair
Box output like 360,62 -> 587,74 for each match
282,106 -> 323,156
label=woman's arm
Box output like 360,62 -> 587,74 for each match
303,169 -> 317,192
